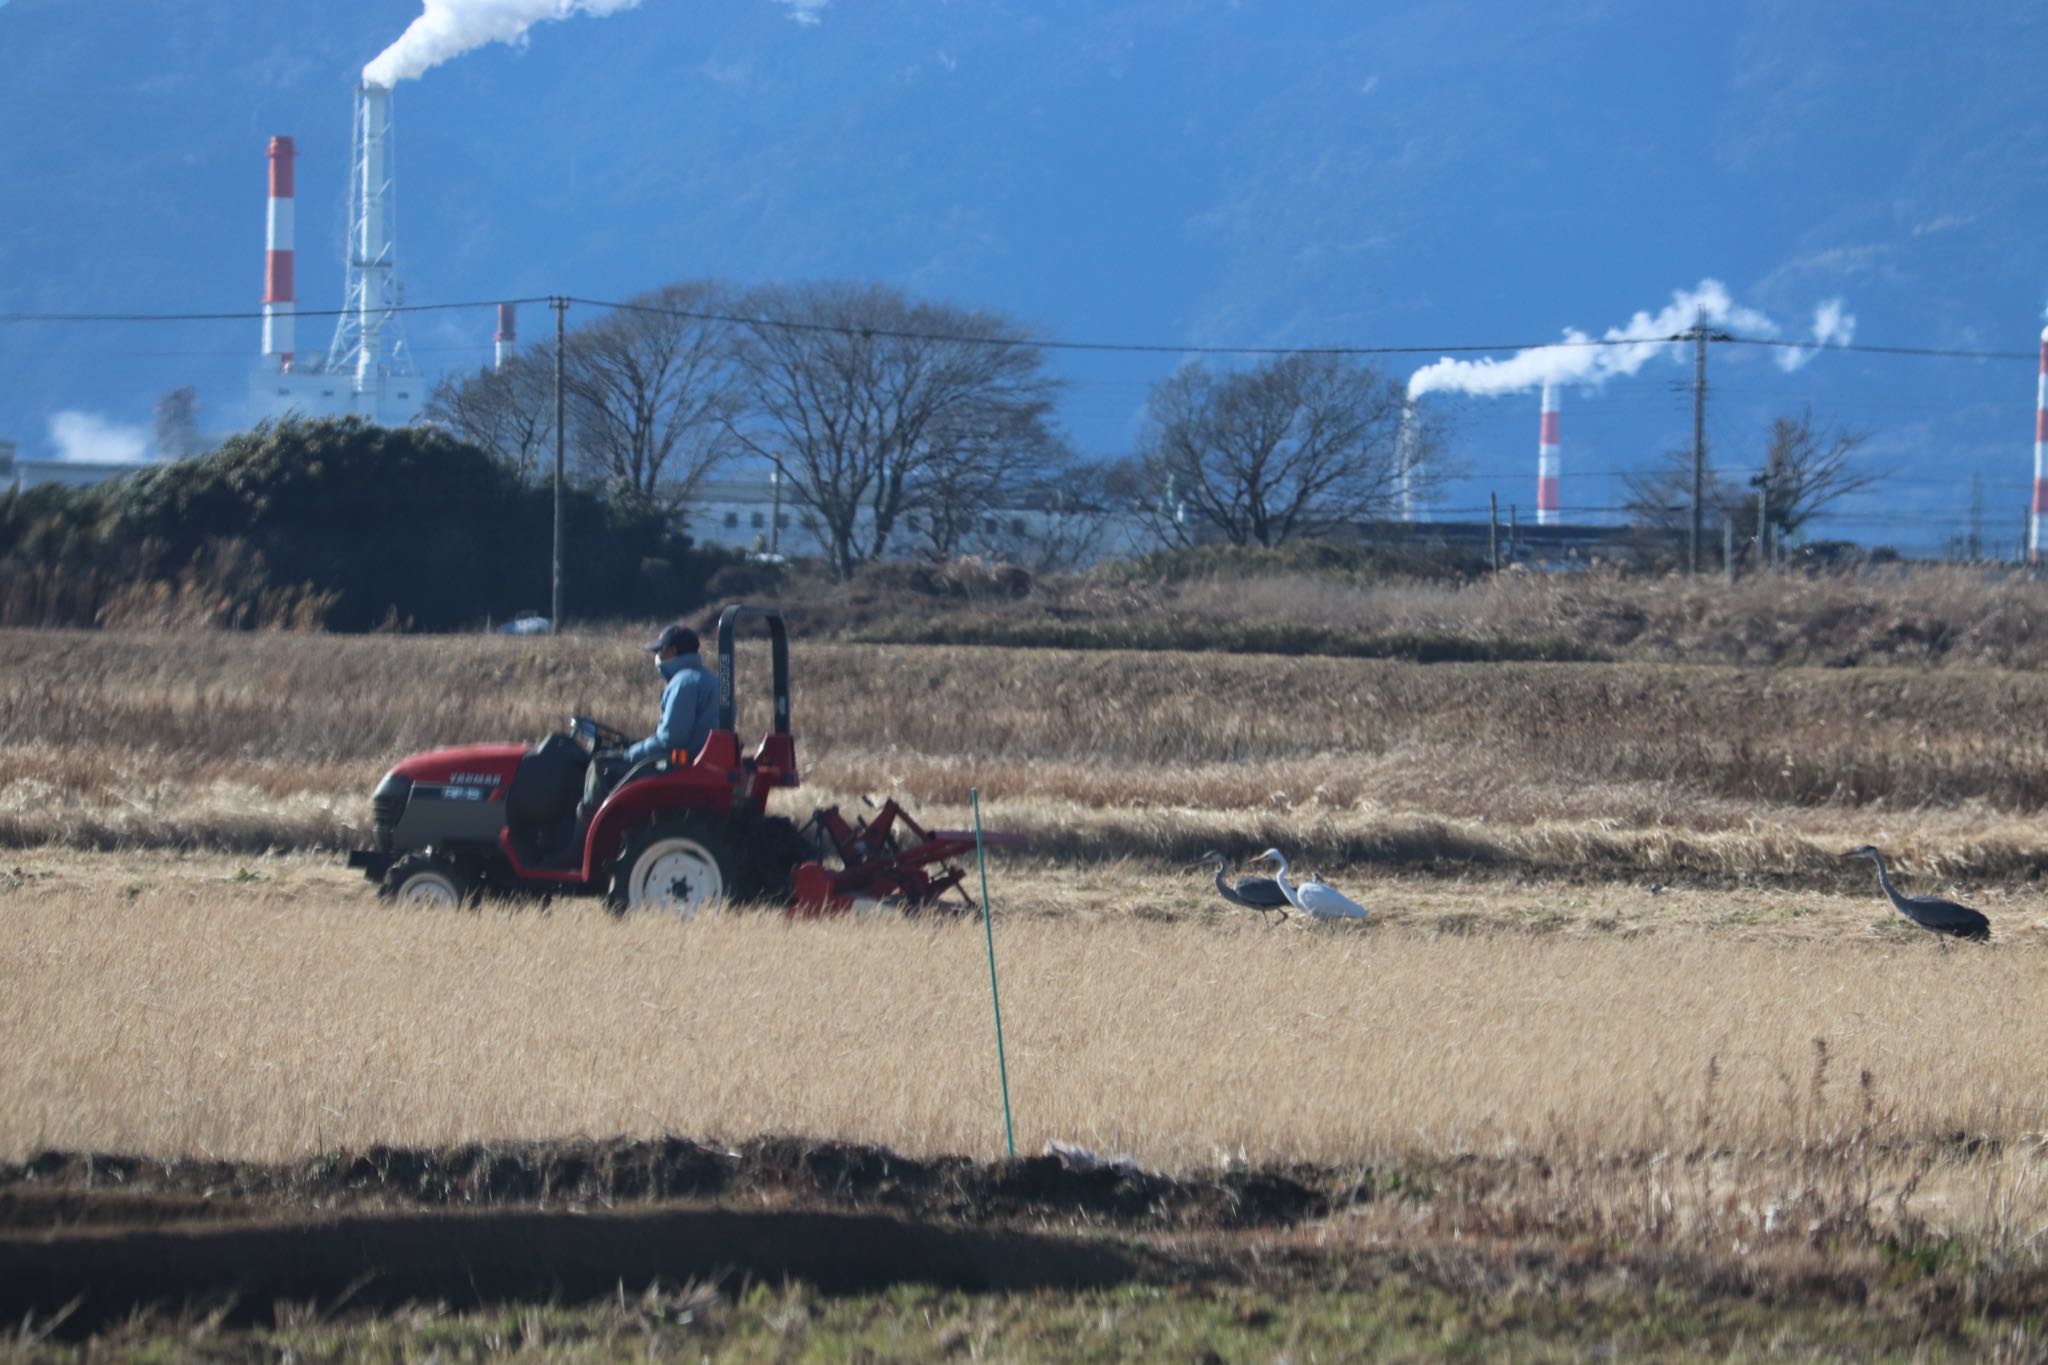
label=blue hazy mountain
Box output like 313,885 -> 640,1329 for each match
3,0 -> 2044,550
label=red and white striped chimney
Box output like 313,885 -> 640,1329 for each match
2033,326 -> 2048,564
1536,382 -> 1561,526
262,136 -> 296,371
494,303 -> 517,371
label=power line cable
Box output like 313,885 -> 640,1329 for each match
2,295 -> 2040,364
1720,333 -> 2034,363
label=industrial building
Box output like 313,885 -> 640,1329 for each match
685,473 -> 1150,568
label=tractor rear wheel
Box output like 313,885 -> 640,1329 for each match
381,854 -> 477,910
608,819 -> 742,917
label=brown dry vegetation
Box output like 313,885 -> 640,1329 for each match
809,560 -> 2048,670
4,627 -> 2048,887
10,618 -> 2048,1345
8,868 -> 2048,1264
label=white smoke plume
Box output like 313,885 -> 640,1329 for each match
49,411 -> 151,464
774,0 -> 830,22
1407,279 -> 1782,400
364,0 -> 645,88
1775,297 -> 1857,372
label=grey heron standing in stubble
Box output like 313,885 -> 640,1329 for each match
1258,848 -> 1367,921
1194,850 -> 1292,924
1841,845 -> 1990,943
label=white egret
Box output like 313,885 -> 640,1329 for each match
1257,848 -> 1366,921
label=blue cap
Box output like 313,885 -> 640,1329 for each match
644,623 -> 698,654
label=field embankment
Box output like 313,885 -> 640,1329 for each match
784,559 -> 2048,670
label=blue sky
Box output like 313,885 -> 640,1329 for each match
2,0 -> 2045,551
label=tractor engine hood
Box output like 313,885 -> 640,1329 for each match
387,743 -> 527,795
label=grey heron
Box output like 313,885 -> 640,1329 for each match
1840,845 -> 1990,943
1194,850 -> 1292,924
1258,848 -> 1367,921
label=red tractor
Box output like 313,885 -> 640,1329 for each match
347,605 -> 1005,916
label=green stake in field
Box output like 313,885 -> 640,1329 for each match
972,788 -> 1016,1159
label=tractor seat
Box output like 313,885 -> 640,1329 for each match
507,732 -> 590,862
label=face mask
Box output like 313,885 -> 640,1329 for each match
658,654 -> 687,680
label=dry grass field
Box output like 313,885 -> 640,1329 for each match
6,625 -> 2048,883
8,621 -> 2048,1353
8,858 -> 2048,1254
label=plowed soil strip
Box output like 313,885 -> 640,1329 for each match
1,1204 -> 1139,1334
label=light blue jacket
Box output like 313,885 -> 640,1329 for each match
626,652 -> 720,764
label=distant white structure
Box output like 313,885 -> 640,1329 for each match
248,85 -> 423,429
685,474 -> 1147,567
0,440 -> 153,493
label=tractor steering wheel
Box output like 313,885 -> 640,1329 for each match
570,715 -> 634,753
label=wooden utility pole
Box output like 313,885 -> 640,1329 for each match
551,296 -> 568,634
1753,471 -> 1772,576
1723,520 -> 1735,586
1489,492 -> 1500,572
1685,316 -> 1734,575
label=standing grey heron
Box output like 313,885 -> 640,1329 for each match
1841,845 -> 1991,943
1258,848 -> 1367,921
1194,850 -> 1292,924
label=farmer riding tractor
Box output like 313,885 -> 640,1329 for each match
348,604 -> 1006,916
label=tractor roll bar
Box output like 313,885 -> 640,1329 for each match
714,603 -> 791,737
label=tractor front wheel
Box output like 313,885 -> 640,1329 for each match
608,819 -> 741,917
381,854 -> 477,911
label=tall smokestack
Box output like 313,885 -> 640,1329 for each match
2034,327 -> 2047,564
354,83 -> 393,390
1396,401 -> 1417,521
262,136 -> 296,371
1536,383 -> 1561,526
325,83 -> 412,404
495,303 -> 517,370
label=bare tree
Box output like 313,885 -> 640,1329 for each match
1757,406 -> 1880,544
730,281 -> 1061,578
422,350 -> 556,483
1625,408 -> 1880,565
993,457 -> 1129,572
1137,354 -> 1423,548
565,281 -> 742,508
1624,447 -> 1746,562
907,418 -> 1070,562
